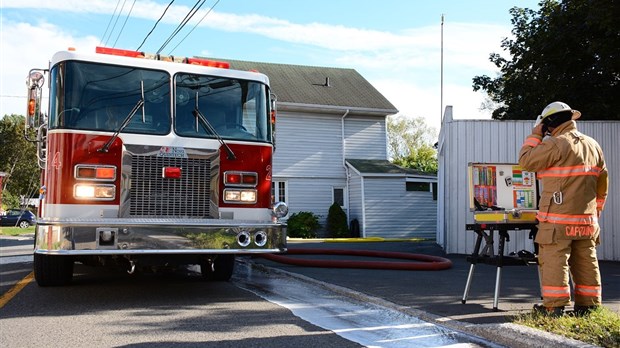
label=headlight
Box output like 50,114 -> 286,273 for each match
224,189 -> 257,204
74,184 -> 116,200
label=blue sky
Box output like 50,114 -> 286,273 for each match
1,0 -> 541,130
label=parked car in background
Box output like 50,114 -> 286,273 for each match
0,209 -> 36,228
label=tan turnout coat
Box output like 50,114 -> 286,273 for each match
519,121 -> 608,242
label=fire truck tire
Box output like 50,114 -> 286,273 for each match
201,254 -> 235,281
33,253 -> 74,286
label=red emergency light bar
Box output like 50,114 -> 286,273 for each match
95,47 -> 229,69
184,57 -> 230,69
96,46 -> 145,58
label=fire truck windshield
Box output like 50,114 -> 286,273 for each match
174,73 -> 271,143
48,61 -> 171,135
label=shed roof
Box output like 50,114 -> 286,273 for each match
200,57 -> 398,113
346,159 -> 435,178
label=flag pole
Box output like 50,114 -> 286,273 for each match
440,14 -> 444,123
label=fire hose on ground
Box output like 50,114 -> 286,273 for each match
259,248 -> 452,271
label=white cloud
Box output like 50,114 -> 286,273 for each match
2,2 -> 511,126
0,18 -> 99,117
3,0 -> 131,13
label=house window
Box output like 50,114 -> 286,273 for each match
333,187 -> 345,207
406,182 -> 430,192
405,181 -> 438,201
271,181 -> 287,204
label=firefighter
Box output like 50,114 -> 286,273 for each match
519,101 -> 608,317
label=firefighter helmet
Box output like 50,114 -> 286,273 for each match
535,101 -> 581,126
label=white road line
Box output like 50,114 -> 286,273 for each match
0,255 -> 33,265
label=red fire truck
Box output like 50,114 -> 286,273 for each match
25,46 -> 288,286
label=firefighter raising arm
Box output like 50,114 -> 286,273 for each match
517,101 -> 609,317
518,122 -> 561,173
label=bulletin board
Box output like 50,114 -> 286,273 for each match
468,163 -> 538,211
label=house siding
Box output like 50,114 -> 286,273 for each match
363,177 -> 437,239
273,111 -> 348,236
344,116 -> 387,159
437,109 -> 620,260
273,111 -> 345,178
284,177 -> 347,237
347,172 -> 363,233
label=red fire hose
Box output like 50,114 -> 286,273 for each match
260,248 -> 452,271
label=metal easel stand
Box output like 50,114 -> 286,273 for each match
461,222 -> 538,311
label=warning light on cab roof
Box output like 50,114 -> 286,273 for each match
95,46 -> 229,69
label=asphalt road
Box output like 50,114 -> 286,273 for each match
3,236 -> 616,347
0,236 -> 495,348
0,266 -> 362,347
0,235 -> 362,348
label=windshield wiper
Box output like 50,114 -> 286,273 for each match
192,93 -> 236,160
99,82 -> 146,153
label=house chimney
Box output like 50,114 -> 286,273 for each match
324,77 -> 331,87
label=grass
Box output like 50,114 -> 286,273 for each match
0,226 -> 35,236
514,306 -> 620,347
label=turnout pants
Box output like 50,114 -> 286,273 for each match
537,235 -> 602,308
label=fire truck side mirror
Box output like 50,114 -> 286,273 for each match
270,93 -> 277,148
26,70 -> 45,130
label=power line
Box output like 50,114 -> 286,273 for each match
113,0 -> 137,48
100,0 -> 122,46
156,0 -> 206,55
136,0 -> 175,51
168,0 -> 221,55
104,0 -> 128,46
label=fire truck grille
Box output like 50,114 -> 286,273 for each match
129,156 -> 212,217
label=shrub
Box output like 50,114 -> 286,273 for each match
286,211 -> 321,239
327,203 -> 349,238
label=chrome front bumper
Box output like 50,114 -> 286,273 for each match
35,218 -> 286,255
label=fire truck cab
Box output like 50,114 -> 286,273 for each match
25,47 -> 287,286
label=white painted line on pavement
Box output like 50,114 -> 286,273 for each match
0,255 -> 33,265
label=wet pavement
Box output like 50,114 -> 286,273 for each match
247,239 -> 620,347
234,261 -> 497,348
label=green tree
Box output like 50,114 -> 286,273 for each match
1,190 -> 21,210
387,115 -> 438,173
473,0 -> 620,120
0,114 -> 40,207
392,145 -> 438,173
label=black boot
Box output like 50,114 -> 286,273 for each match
573,305 -> 598,317
533,304 -> 564,317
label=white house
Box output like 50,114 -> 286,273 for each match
437,106 -> 620,261
218,58 -> 437,238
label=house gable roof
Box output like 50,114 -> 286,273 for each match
200,57 -> 398,114
346,159 -> 436,179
